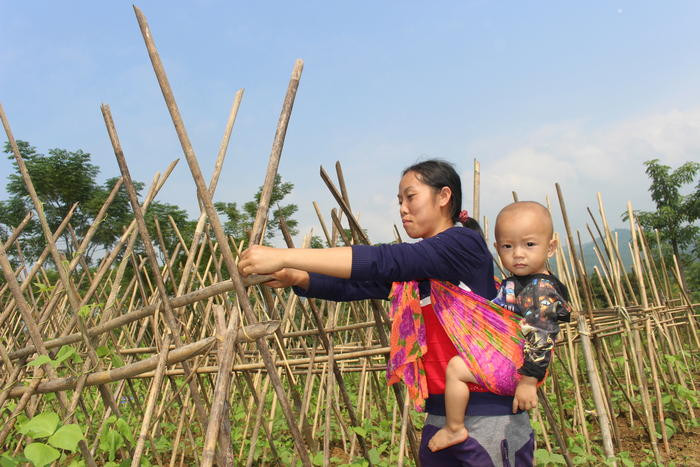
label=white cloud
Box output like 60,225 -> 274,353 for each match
478,108 -> 700,237
290,107 -> 700,247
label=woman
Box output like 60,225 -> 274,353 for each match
239,160 -> 534,466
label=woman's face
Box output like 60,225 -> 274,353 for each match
397,171 -> 453,239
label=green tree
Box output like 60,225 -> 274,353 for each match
310,235 -> 326,249
1,141 -> 101,261
144,201 -> 196,259
215,174 -> 298,246
631,158 -> 700,290
0,141 -> 189,266
83,177 -> 143,260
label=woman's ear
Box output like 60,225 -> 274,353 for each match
438,186 -> 452,208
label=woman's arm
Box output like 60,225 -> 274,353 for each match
239,245 -> 352,279
295,273 -> 391,301
238,227 -> 496,297
239,246 -> 391,300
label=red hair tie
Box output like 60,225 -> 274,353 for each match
458,210 -> 469,223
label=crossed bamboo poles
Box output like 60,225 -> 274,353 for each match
0,147 -> 698,465
1,5 -> 699,466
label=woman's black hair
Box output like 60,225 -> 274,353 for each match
402,159 -> 484,236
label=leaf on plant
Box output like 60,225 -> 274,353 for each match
110,353 -> 125,368
0,454 -> 29,467
27,355 -> 53,368
48,424 -> 84,452
18,412 -> 59,438
664,418 -> 677,438
54,345 -> 77,365
368,448 -> 381,465
535,448 -> 567,465
99,429 -> 124,462
351,426 -> 366,438
24,443 -> 60,467
311,452 -> 324,466
550,453 -> 566,465
79,305 -> 91,319
115,418 -> 134,445
154,435 -> 171,452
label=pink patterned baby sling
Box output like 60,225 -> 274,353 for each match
386,279 -> 525,411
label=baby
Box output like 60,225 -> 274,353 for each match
428,201 -> 571,452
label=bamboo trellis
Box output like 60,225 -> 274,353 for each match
1,6 -> 699,467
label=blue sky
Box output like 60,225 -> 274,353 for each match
2,1 -> 699,247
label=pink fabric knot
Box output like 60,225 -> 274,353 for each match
458,210 -> 469,223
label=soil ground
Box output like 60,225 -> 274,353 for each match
325,421 -> 700,465
618,420 -> 700,466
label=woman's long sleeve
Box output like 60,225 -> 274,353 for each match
293,227 -> 497,302
294,273 -> 391,301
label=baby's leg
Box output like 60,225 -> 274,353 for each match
427,355 -> 477,452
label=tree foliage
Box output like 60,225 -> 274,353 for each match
1,140 -> 300,274
0,141 -> 198,265
215,174 -> 298,246
0,141 -> 136,262
631,158 -> 700,290
143,201 -> 196,259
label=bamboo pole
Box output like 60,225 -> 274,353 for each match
0,207 -> 97,466
472,158 -> 480,222
132,8 -> 312,464
556,183 -> 618,455
537,387 -> 574,467
577,316 -> 616,463
279,220 -> 372,461
132,333 -> 172,465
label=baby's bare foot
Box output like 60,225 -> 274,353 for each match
427,426 -> 469,452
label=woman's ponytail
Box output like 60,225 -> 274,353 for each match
457,209 -> 485,238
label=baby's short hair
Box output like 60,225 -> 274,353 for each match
495,201 -> 553,239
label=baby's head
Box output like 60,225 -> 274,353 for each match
494,201 -> 557,276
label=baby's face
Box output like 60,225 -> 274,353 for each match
494,209 -> 556,277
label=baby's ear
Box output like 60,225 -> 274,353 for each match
493,241 -> 498,251
547,238 -> 558,257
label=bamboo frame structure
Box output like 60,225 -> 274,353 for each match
1,6 -> 699,467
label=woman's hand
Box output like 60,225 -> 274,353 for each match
239,244 -> 352,280
264,268 -> 310,290
512,376 -> 539,413
238,245 -> 286,277
238,246 -> 309,289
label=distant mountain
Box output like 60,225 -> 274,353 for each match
558,228 -> 634,275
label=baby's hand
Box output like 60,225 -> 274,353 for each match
512,376 -> 539,413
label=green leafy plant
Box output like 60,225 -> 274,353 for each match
11,411 -> 85,466
535,448 -> 566,466
97,416 -> 134,462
